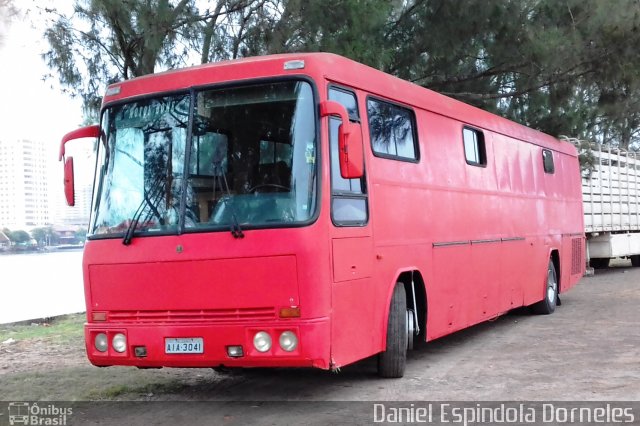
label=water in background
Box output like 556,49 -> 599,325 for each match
0,250 -> 85,324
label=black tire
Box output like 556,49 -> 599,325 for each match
631,255 -> 640,267
531,259 -> 558,315
590,258 -> 610,269
378,283 -> 407,378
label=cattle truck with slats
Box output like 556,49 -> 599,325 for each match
572,139 -> 640,269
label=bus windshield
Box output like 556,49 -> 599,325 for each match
90,80 -> 317,238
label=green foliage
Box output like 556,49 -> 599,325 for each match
1,228 -> 31,243
256,0 -> 394,68
41,0 -> 640,148
240,0 -> 640,149
29,227 -> 47,245
11,230 -> 31,243
374,0 -> 640,149
43,0 -> 202,113
30,226 -> 61,246
561,136 -> 597,178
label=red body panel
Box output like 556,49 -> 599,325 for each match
88,255 -> 299,311
80,53 -> 584,370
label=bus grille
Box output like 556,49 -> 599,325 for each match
106,307 -> 276,323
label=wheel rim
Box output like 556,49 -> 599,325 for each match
547,265 -> 557,303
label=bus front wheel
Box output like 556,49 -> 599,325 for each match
531,259 -> 558,315
378,283 -> 408,378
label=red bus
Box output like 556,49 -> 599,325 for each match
59,53 -> 584,378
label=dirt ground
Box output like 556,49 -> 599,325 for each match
0,260 -> 638,423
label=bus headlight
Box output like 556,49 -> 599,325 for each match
95,333 -> 108,352
253,331 -> 272,353
279,331 -> 298,352
112,333 -> 127,353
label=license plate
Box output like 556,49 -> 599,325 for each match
165,337 -> 204,354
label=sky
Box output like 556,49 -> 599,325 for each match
0,10 -> 84,159
0,9 -> 95,226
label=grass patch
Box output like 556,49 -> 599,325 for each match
95,384 -> 132,399
0,313 -> 85,343
88,381 -> 189,400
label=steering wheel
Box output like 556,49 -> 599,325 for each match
248,183 -> 290,193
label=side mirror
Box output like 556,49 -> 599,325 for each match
59,125 -> 100,161
64,157 -> 75,206
59,125 -> 100,207
342,123 -> 364,179
319,101 -> 364,179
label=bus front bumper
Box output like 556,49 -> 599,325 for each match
84,318 -> 330,369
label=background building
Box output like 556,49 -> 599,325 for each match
51,138 -> 94,227
0,139 -> 50,228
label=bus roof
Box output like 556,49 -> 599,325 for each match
104,52 -> 576,156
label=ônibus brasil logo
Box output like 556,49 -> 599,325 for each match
6,402 -> 72,426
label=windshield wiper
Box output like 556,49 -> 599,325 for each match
213,164 -> 244,239
122,177 -> 165,245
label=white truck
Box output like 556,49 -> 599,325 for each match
572,139 -> 640,269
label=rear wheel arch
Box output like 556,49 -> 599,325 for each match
381,268 -> 428,350
531,255 -> 559,315
380,269 -> 428,347
377,270 -> 428,378
397,270 -> 427,344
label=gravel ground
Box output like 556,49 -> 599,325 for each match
0,260 -> 638,424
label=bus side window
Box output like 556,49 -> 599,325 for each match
367,97 -> 419,161
463,126 -> 486,167
328,87 -> 368,225
542,149 -> 555,174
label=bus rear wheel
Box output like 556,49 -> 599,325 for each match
531,259 -> 558,315
378,283 -> 408,378
631,255 -> 640,267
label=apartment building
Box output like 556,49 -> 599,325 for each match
0,139 -> 50,228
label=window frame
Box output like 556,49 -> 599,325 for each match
365,95 -> 420,163
462,126 -> 487,167
88,76 -> 322,240
328,85 -> 369,227
328,84 -> 361,122
542,149 -> 555,174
